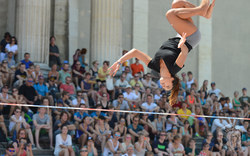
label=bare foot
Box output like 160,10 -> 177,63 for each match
199,0 -> 210,16
37,145 -> 42,150
204,0 -> 215,19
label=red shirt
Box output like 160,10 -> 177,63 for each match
130,63 -> 144,76
60,84 -> 75,95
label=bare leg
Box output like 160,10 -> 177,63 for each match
26,129 -> 35,145
35,127 -> 42,149
166,0 -> 210,36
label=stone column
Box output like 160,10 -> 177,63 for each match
198,17 -> 212,86
15,0 -> 51,64
91,0 -> 122,65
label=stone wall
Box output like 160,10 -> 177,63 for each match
0,0 -> 8,39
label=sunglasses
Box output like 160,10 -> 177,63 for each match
27,80 -> 33,83
115,134 -> 120,137
9,150 -> 15,152
80,150 -> 88,152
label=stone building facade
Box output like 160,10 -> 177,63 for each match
0,0 -> 249,97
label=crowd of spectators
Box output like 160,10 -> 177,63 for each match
0,32 -> 249,156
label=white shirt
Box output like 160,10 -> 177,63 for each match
208,88 -> 221,97
9,115 -> 23,131
186,78 -> 194,89
123,92 -> 139,101
211,119 -> 231,133
71,98 -> 85,106
224,102 -> 233,109
154,94 -> 162,101
115,79 -> 129,88
121,154 -> 136,156
141,102 -> 158,111
5,44 -> 18,54
54,134 -> 72,156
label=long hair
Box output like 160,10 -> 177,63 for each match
169,75 -> 181,106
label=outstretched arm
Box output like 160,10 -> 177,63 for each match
109,48 -> 152,76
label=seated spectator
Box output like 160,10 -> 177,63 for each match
140,113 -> 156,135
13,63 -> 27,88
54,111 -> 76,137
98,93 -> 111,109
5,36 -> 18,59
71,91 -> 87,108
2,143 -> 15,156
141,94 -> 160,112
124,66 -> 133,82
130,58 -> 144,76
154,88 -> 162,103
26,63 -> 34,78
19,77 -> 37,112
0,112 -> 9,142
0,32 -> 11,62
52,99 -> 71,121
239,88 -> 250,109
199,143 -> 212,156
153,131 -> 169,156
106,106 -> 118,129
194,106 -> 208,137
211,111 -> 231,133
180,120 -> 193,148
177,102 -> 192,122
10,87 -> 26,114
85,137 -> 98,156
13,129 -> 29,151
33,75 -> 49,99
32,64 -> 43,83
153,110 -> 166,133
211,100 -> 221,116
80,146 -> 88,156
141,73 -> 158,90
166,111 -> 183,132
94,115 -> 110,152
115,73 -> 129,95
226,130 -> 247,156
74,104 -> 89,128
80,72 -> 97,104
242,127 -> 250,155
89,60 -> 99,79
0,85 -> 16,117
112,93 -> 130,119
78,116 -> 95,148
48,64 -> 59,83
61,91 -> 72,107
20,52 -> 33,69
120,134 -> 133,154
90,104 -> 107,119
186,89 -> 198,111
123,85 -> 139,110
59,63 -> 71,84
185,138 -> 199,155
9,108 -> 34,147
134,132 -> 152,156
3,51 -> 15,68
141,87 -> 152,103
145,151 -> 154,156
128,116 -> 148,142
54,124 -> 75,156
121,144 -> 136,156
72,60 -> 85,89
1,60 -> 10,86
48,76 -> 60,103
97,84 -> 110,102
33,107 -> 53,149
103,131 -> 122,155
186,71 -> 198,90
212,130 -> 226,156
60,76 -> 76,97
114,117 -> 127,140
168,135 -> 185,156
167,125 -> 181,143
202,131 -> 214,151
130,73 -> 144,91
132,83 -> 142,101
96,60 -> 109,86
16,137 -> 33,156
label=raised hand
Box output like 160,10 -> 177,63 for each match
178,32 -> 187,49
108,61 -> 121,77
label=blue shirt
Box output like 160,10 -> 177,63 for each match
21,59 -> 33,69
90,112 -> 106,118
33,83 -> 48,96
73,112 -> 89,122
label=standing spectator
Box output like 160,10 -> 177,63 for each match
208,82 -> 224,98
33,107 -> 53,149
60,76 -> 76,96
124,66 -> 134,82
5,36 -> 18,60
134,132 -> 152,156
9,108 -> 35,147
141,73 -> 158,90
72,60 -> 85,89
103,131 -> 122,155
153,131 -> 169,156
89,60 -> 99,79
54,124 -> 75,156
20,52 -> 33,69
3,52 -> 15,68
168,135 -> 185,156
239,88 -> 250,109
13,63 -> 27,88
2,144 -> 15,156
186,71 -> 198,90
130,58 -> 144,76
59,63 -> 71,84
32,65 -> 43,83
48,64 -> 59,83
49,36 -> 61,67
96,60 -> 109,85
0,32 -> 11,62
115,73 -> 129,95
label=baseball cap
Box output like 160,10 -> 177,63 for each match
242,88 -> 247,91
126,85 -> 132,88
211,82 -> 216,85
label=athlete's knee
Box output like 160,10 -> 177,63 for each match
166,9 -> 176,18
172,0 -> 186,8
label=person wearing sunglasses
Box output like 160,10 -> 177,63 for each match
3,144 -> 15,156
153,131 -> 169,156
79,146 -> 88,156
103,131 -> 122,156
